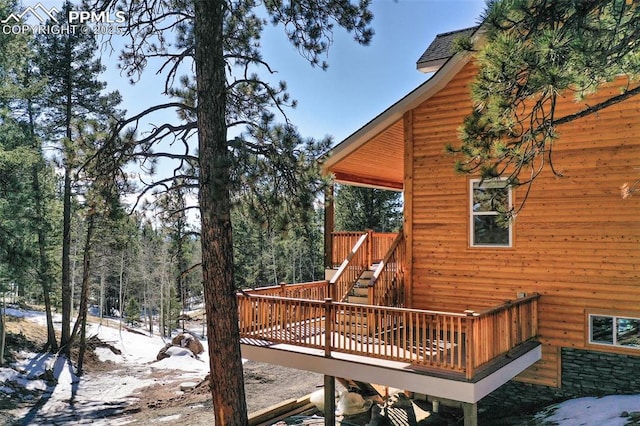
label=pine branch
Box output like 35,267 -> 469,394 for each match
552,83 -> 640,127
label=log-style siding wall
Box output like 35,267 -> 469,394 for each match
406,61 -> 640,387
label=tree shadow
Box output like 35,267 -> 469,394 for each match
15,354 -> 128,425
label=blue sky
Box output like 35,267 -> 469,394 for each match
257,0 -> 486,143
34,0 -> 486,146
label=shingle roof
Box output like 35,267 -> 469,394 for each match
416,26 -> 479,73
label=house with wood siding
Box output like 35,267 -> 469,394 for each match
238,26 -> 640,425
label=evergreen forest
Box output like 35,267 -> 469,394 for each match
0,0 -> 401,363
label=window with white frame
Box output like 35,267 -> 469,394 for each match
589,314 -> 640,349
470,179 -> 513,247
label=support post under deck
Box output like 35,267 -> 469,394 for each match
462,402 -> 478,426
324,375 -> 336,425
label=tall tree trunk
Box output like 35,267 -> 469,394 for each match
144,283 -> 153,335
76,213 -> 95,376
34,165 -> 58,352
194,1 -> 248,424
99,263 -> 105,324
60,164 -> 72,355
71,234 -> 78,319
27,96 -> 58,352
160,268 -> 165,337
270,232 -> 278,286
60,40 -> 74,356
1,289 -> 6,366
118,250 -> 124,331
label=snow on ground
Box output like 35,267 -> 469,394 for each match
2,307 -> 210,425
535,394 -> 640,426
2,306 -> 640,425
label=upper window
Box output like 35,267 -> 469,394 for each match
589,314 -> 640,349
470,179 -> 513,247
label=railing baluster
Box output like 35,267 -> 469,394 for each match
237,292 -> 539,380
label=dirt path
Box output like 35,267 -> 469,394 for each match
103,360 -> 325,424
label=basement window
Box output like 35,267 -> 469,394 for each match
469,179 -> 512,247
589,314 -> 640,349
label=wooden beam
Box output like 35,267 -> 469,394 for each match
248,395 -> 315,426
333,172 -> 403,191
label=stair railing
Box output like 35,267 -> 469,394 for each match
329,232 -> 370,302
330,231 -> 365,267
369,230 -> 405,307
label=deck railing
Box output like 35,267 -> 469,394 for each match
330,231 -> 398,268
464,294 -> 540,378
329,230 -> 401,303
242,280 -> 329,300
237,291 -> 539,380
370,231 -> 405,307
329,233 -> 369,302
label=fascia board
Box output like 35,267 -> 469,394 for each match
321,52 -> 471,176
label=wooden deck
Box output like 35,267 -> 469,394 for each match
237,286 -> 539,381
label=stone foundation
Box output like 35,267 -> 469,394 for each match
479,347 -> 640,417
562,348 -> 640,396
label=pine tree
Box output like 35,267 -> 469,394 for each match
335,185 -> 403,232
35,1 -> 122,356
0,0 -> 63,351
91,0 -> 374,422
124,297 -> 140,326
450,0 -> 640,217
0,118 -> 37,284
70,118 -> 130,375
156,181 -> 199,313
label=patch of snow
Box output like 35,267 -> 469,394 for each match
94,346 -> 123,363
158,414 -> 182,422
1,366 -> 20,382
4,307 -> 43,319
164,346 -> 195,358
0,385 -> 15,394
3,310 -> 204,424
153,352 -> 208,373
4,307 -> 640,425
536,394 -> 640,426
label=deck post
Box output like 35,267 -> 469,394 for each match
462,402 -> 478,426
464,311 -> 475,380
329,280 -> 337,302
323,375 -> 336,426
324,185 -> 334,269
324,298 -> 333,357
366,229 -> 373,267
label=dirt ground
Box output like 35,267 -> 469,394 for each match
2,316 -> 545,425
2,316 -> 325,425
116,359 -> 326,424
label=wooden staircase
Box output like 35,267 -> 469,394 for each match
327,230 -> 405,337
337,265 -> 377,332
345,265 -> 376,305
328,230 -> 405,308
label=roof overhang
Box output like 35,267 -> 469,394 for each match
321,29 -> 482,190
417,58 -> 447,74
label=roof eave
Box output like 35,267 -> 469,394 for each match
321,51 -> 472,176
416,58 -> 447,74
